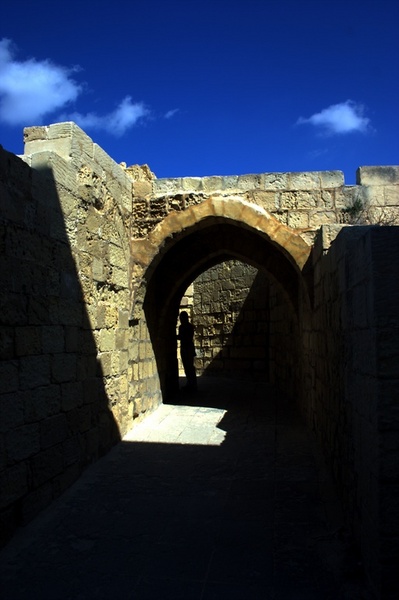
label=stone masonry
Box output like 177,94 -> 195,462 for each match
0,121 -> 398,598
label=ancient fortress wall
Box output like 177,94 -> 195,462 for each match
0,122 -> 398,597
191,261 -> 300,398
0,124 -> 158,545
305,226 -> 399,596
192,262 -> 269,379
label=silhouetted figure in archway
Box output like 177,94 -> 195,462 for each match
177,311 -> 197,391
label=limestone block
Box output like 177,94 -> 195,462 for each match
237,174 -> 263,190
24,138 -> 73,162
19,355 -> 51,390
133,179 -> 152,198
62,436 -> 81,466
84,426 -> 99,457
287,211 -> 310,229
319,171 -> 344,189
15,326 -> 41,356
118,310 -> 129,329
6,423 -> 40,461
181,177 -> 203,192
52,354 -> 77,383
251,191 -> 278,211
37,152 -> 77,194
0,325 -> 14,360
357,166 -> 399,186
281,191 -> 318,210
23,126 -> 48,142
116,350 -> 129,373
93,143 -> 116,176
92,257 -> 106,282
318,190 -> 335,209
61,381 -> 83,411
110,166 -> 131,197
40,414 -> 69,449
120,191 -> 133,213
263,172 -> 289,190
132,362 -> 139,381
31,445 -> 64,486
362,185 -> 385,208
288,171 -> 321,190
384,186 -> 399,206
65,326 -> 79,353
57,300 -> 83,327
41,326 -> 65,354
153,178 -> 182,196
115,329 -> 128,350
0,463 -> 28,509
111,266 -> 128,289
131,238 -> 158,267
334,186 -> 358,210
103,305 -> 119,329
309,210 -> 338,227
125,164 -> 155,182
202,177 -> 224,193
149,196 -> 169,221
221,176 -> 239,191
108,243 -> 126,269
25,385 -> 62,422
270,211 -> 288,225
0,393 -> 24,433
68,124 -> 95,165
98,352 -> 112,376
98,329 -> 116,352
75,405 -> 92,433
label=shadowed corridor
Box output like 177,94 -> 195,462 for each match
0,377 -> 371,599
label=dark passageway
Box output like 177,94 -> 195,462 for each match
0,376 -> 371,599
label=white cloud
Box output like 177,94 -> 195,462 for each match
66,97 -> 149,136
0,38 -> 80,125
164,108 -> 179,119
0,39 -> 150,136
297,100 -> 370,134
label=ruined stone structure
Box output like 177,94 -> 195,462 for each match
0,122 -> 398,598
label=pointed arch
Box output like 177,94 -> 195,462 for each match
130,196 -> 311,312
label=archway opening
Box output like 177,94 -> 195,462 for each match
142,218 -> 306,404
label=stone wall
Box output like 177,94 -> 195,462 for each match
132,166 -> 399,248
268,281 -> 301,400
192,261 -> 269,380
191,260 -> 300,397
0,124 -> 160,545
1,120 -> 398,596
304,225 -> 399,599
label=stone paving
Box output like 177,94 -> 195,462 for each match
0,377 -> 372,599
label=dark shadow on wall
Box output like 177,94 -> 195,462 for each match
196,268 -> 271,382
192,264 -> 300,399
0,148 -> 120,546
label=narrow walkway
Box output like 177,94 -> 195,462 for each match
1,377 -> 370,599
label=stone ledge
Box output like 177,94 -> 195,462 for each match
153,170 -> 345,197
357,166 -> 399,186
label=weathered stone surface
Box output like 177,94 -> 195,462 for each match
6,423 -> 40,462
1,124 -> 398,597
40,415 -> 69,449
357,165 -> 399,186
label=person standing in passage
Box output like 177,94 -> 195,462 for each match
177,311 -> 197,391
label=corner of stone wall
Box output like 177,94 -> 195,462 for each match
353,166 -> 399,225
23,122 -> 134,215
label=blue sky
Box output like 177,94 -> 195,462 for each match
1,0 -> 398,184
